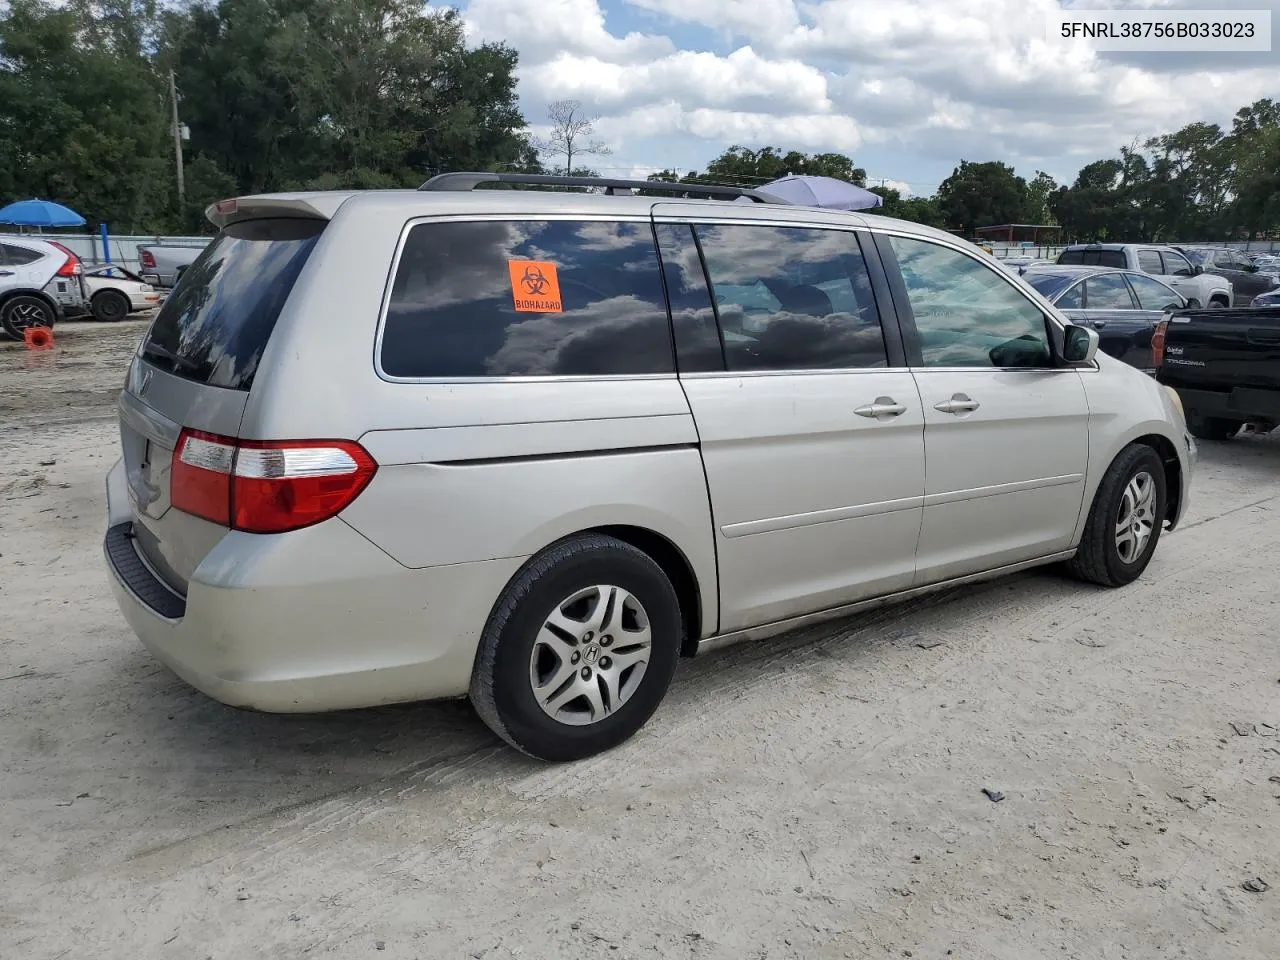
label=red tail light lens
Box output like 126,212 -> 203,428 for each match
1151,319 -> 1169,368
140,250 -> 157,269
171,430 -> 376,533
48,241 -> 81,277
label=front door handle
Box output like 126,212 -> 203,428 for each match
0,270 -> 14,277
934,393 -> 981,415
1091,319 -> 1107,328
854,396 -> 908,419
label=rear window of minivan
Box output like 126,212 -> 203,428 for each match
379,220 -> 674,378
141,218 -> 323,390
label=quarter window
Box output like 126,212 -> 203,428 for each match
1,243 -> 43,265
693,224 -> 888,371
381,220 -> 675,378
1083,273 -> 1135,309
889,235 -> 1052,368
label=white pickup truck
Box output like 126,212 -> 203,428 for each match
137,243 -> 206,289
1056,243 -> 1232,308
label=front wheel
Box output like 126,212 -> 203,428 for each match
470,533 -> 683,762
1,295 -> 56,340
1067,444 -> 1167,588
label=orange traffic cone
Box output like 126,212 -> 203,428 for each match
24,325 -> 54,350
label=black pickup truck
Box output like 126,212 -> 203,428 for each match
1154,306 -> 1280,440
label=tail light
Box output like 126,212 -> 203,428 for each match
139,249 -> 157,269
48,241 -> 82,277
1151,319 -> 1169,368
171,430 -> 377,534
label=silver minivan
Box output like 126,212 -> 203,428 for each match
104,173 -> 1195,761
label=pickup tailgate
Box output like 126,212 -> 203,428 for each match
1157,307 -> 1280,392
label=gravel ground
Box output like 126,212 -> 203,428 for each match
2,322 -> 1279,960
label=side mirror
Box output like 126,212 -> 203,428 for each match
1063,324 -> 1099,363
1192,264 -> 1204,275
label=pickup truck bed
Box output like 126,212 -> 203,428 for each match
1155,306 -> 1280,439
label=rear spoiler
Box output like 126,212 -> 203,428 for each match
204,193 -> 352,229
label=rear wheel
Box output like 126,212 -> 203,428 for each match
91,289 -> 131,322
1186,411 -> 1242,441
1068,444 -> 1167,588
1,295 -> 56,340
470,533 -> 682,762
1208,297 -> 1229,309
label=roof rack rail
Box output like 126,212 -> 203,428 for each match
418,171 -> 787,204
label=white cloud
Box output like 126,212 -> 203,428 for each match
462,0 -> 1280,192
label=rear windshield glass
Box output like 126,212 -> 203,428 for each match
1022,272 -> 1076,300
1057,249 -> 1126,268
141,218 -> 323,390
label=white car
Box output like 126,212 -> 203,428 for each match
82,265 -> 162,322
0,235 -> 86,339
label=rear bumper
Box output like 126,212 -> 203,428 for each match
102,458 -> 524,712
1175,385 -> 1280,422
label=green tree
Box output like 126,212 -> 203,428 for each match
701,146 -> 866,186
935,160 -> 1028,233
0,0 -> 173,231
1022,171 -> 1058,224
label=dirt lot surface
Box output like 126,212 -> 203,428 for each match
3,322 -> 1279,960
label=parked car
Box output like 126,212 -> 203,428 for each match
0,235 -> 86,339
1021,266 -> 1186,371
1251,288 -> 1280,308
1177,247 -> 1279,306
1250,255 -> 1280,278
103,173 -> 1195,762
137,243 -> 204,289
1056,243 -> 1231,308
1154,306 -> 1280,439
996,256 -> 1052,276
82,265 -> 162,322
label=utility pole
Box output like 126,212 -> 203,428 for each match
169,68 -> 185,204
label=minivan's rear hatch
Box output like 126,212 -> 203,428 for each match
120,218 -> 325,593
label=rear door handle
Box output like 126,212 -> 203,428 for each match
854,396 -> 907,419
934,393 -> 981,415
0,270 -> 14,277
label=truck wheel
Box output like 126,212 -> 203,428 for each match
1184,298 -> 1201,309
1,294 -> 56,340
470,533 -> 682,762
1067,444 -> 1166,588
1187,412 -> 1242,441
1208,297 -> 1228,309
91,290 -> 131,322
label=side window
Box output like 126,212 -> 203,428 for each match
693,224 -> 887,371
380,220 -> 674,378
1127,273 -> 1184,310
889,235 -> 1052,369
2,243 -> 42,266
653,223 -> 723,372
1137,249 -> 1164,274
1161,251 -> 1194,277
1083,273 -> 1135,309
1056,281 -> 1083,309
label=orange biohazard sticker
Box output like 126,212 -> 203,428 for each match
508,260 -> 563,313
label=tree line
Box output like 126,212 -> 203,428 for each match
2,0 -> 1277,241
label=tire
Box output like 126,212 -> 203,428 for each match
470,533 -> 683,762
1186,411 -> 1242,441
1,294 -> 56,340
1208,297 -> 1228,309
1067,443 -> 1167,588
91,289 -> 131,323
1184,298 -> 1201,309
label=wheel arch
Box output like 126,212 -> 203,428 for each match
1131,433 -> 1182,529
587,524 -> 705,657
0,287 -> 58,315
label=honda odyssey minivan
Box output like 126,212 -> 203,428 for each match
104,173 -> 1195,761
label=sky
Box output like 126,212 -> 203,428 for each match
458,0 -> 1280,196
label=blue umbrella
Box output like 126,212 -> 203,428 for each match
0,199 -> 87,227
757,175 -> 883,211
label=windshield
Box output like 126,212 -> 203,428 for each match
1022,273 -> 1076,301
141,218 -> 323,390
